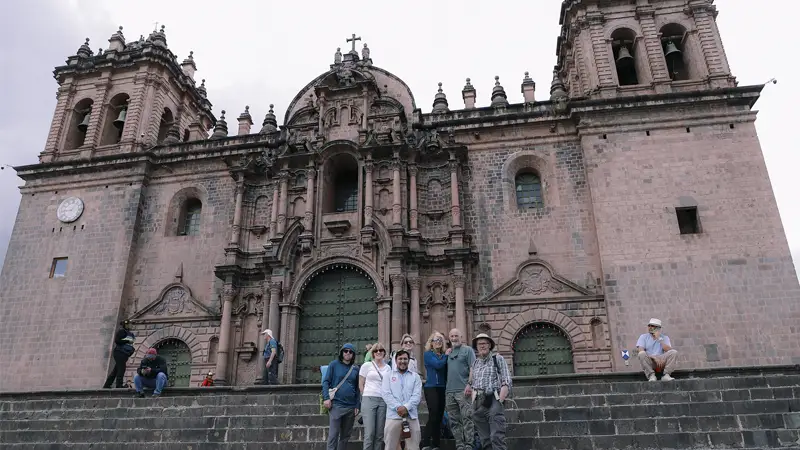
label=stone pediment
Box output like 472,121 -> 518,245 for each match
482,259 -> 592,302
130,283 -> 218,322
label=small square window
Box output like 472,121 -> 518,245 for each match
676,207 -> 700,235
50,257 -> 68,278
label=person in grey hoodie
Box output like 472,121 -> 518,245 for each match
322,343 -> 361,450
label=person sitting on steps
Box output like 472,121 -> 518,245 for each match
134,348 -> 169,398
636,318 -> 678,381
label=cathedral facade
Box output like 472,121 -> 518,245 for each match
1,0 -> 799,392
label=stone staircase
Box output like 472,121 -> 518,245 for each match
1,366 -> 799,449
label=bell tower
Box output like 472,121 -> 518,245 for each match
41,26 -> 215,163
557,0 -> 736,99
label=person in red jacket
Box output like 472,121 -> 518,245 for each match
200,371 -> 215,387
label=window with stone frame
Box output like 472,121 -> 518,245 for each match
515,171 -> 544,209
179,198 -> 202,236
334,176 -> 358,212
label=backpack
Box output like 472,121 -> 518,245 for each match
276,342 -> 285,364
492,354 -> 512,398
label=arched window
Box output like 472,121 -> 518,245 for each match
100,93 -> 130,145
182,129 -> 190,142
179,198 -> 202,236
324,154 -> 359,213
515,172 -> 543,209
660,24 -> 690,81
157,108 -> 175,143
611,28 -> 639,86
513,322 -> 574,376
64,98 -> 94,150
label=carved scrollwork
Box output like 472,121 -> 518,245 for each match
408,277 -> 421,290
510,265 -> 565,296
422,281 -> 455,317
452,274 -> 466,289
153,286 -> 194,315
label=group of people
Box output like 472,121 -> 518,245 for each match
321,328 -> 512,450
102,320 -> 169,397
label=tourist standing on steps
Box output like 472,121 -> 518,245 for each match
134,348 -> 169,398
360,342 -> 391,450
323,343 -> 361,450
103,320 -> 135,389
382,350 -> 423,450
636,318 -> 678,382
391,334 -> 419,375
420,331 -> 448,450
445,328 -> 476,450
261,329 -> 279,385
470,334 -> 511,450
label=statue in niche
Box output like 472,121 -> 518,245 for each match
422,281 -> 454,334
334,47 -> 342,65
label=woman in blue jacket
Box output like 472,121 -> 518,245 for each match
420,331 -> 447,450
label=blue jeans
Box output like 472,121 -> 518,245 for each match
134,372 -> 168,395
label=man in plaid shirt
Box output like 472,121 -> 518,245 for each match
468,333 -> 511,450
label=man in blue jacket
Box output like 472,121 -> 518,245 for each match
322,343 -> 360,450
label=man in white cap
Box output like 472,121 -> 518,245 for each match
260,329 -> 280,385
636,318 -> 678,381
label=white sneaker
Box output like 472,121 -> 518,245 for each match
661,374 -> 674,381
648,374 -> 657,382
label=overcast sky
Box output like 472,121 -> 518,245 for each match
0,0 -> 798,278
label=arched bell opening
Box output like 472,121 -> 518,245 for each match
157,107 -> 175,143
512,322 -> 574,376
660,23 -> 690,81
100,93 -> 130,145
64,98 -> 94,150
611,28 -> 639,86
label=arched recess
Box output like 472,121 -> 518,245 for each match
64,98 -> 94,150
323,152 -> 360,213
501,151 -> 558,211
157,107 -> 175,143
153,338 -> 193,387
659,23 -> 704,81
497,308 -> 586,354
288,256 -> 385,305
165,186 -> 207,237
512,322 -> 574,376
135,325 -> 203,363
100,93 -> 130,145
294,263 -> 379,384
274,219 -> 305,266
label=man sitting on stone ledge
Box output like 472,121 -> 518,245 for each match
134,348 -> 169,398
636,318 -> 678,382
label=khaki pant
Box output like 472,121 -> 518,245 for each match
446,391 -> 474,450
384,418 -> 421,450
638,349 -> 678,377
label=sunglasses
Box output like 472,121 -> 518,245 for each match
432,338 -> 443,343
342,349 -> 354,354
402,340 -> 414,345
372,349 -> 386,354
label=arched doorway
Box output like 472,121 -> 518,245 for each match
154,338 -> 192,387
512,322 -> 574,376
296,267 -> 378,384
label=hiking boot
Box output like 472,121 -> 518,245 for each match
134,392 -> 145,398
661,374 -> 674,381
648,374 -> 657,382
152,393 -> 161,398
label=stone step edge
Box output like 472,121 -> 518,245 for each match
2,365 -> 797,399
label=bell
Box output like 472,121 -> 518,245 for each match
616,46 -> 634,63
113,107 -> 127,130
664,41 -> 682,58
77,112 -> 91,133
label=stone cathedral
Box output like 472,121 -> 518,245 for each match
1,0 -> 798,391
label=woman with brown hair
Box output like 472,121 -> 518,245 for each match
359,342 -> 391,450
420,331 -> 448,450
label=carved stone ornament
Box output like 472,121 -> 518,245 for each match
510,265 -> 566,296
321,245 -> 359,258
422,281 -> 455,317
153,286 -> 195,315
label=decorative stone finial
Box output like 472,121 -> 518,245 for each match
97,48 -> 104,56
549,69 -> 567,99
334,47 -> 342,65
181,51 -> 197,79
260,104 -> 278,134
237,106 -> 253,135
107,26 -> 126,51
77,38 -> 93,58
521,71 -> 536,103
211,110 -> 228,139
462,78 -> 477,109
149,24 -> 168,48
491,76 -> 509,107
197,79 -> 207,97
238,105 -> 252,120
163,124 -> 182,144
432,82 -> 449,114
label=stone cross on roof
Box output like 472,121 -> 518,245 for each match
346,33 -> 361,53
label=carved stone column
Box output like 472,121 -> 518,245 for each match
687,2 -> 731,79
392,159 -> 402,226
278,302 -> 299,383
303,167 -> 316,232
408,277 -> 422,358
453,274 -> 467,335
230,174 -> 245,247
214,285 -> 237,385
635,6 -> 670,84
377,296 -> 392,349
255,281 -> 270,384
409,165 -> 419,232
269,179 -> 279,240
364,160 -> 374,226
276,171 -> 289,236
390,274 -> 405,346
449,159 -> 461,228
268,282 -> 282,337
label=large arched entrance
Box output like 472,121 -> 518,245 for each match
512,322 -> 574,376
295,266 -> 378,384
154,338 -> 192,387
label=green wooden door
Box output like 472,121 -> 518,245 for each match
155,338 -> 192,387
296,268 -> 378,384
512,322 -> 574,376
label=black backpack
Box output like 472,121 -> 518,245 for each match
276,342 -> 285,364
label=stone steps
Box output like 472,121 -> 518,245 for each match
1,366 -> 798,449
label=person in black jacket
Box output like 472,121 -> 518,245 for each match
103,320 -> 136,389
134,348 -> 169,398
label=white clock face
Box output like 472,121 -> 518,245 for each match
57,197 -> 84,223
